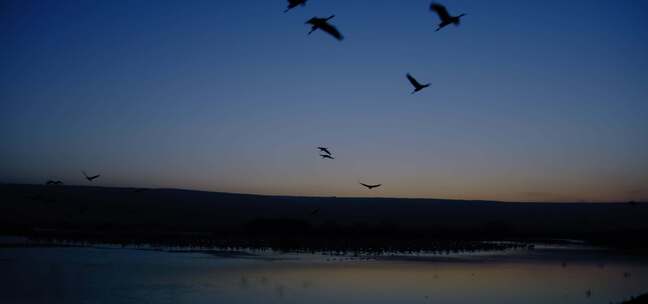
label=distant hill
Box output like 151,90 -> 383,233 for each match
1,184 -> 647,250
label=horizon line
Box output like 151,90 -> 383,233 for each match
3,182 -> 643,205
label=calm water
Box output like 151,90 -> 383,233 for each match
0,243 -> 646,304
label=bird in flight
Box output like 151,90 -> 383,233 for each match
430,2 -> 466,32
82,171 -> 101,181
406,73 -> 430,94
359,182 -> 382,189
46,180 -> 63,185
320,154 -> 335,160
310,208 -> 320,216
306,15 -> 344,41
284,0 -> 306,13
317,147 -> 332,156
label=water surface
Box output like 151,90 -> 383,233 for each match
0,244 -> 645,304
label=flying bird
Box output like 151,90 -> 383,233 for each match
320,154 -> 335,160
359,182 -> 382,189
46,180 -> 63,185
306,15 -> 344,41
430,2 -> 466,32
317,147 -> 332,156
82,171 -> 101,181
406,73 -> 430,94
284,0 -> 306,13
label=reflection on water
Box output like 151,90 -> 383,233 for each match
0,245 -> 646,304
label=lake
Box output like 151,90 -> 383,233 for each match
0,242 -> 646,304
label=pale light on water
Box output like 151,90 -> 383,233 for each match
0,246 -> 646,304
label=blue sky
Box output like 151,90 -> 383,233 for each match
1,0 -> 647,201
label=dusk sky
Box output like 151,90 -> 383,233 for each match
1,0 -> 647,202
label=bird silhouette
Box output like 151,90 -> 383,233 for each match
82,171 -> 101,181
284,0 -> 306,13
430,3 -> 466,32
320,154 -> 335,160
46,180 -> 63,185
317,147 -> 332,156
359,182 -> 381,189
406,73 -> 430,94
306,15 -> 343,41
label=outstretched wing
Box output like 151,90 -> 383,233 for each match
407,73 -> 422,88
285,0 -> 305,12
360,182 -> 371,188
430,3 -> 451,22
319,23 -> 343,41
90,174 -> 101,179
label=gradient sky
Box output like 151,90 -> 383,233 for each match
1,0 -> 647,202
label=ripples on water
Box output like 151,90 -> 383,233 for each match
0,241 -> 646,304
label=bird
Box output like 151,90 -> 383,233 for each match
46,180 -> 63,185
320,154 -> 334,160
430,2 -> 466,32
82,171 -> 101,181
359,182 -> 381,189
310,208 -> 320,215
317,147 -> 332,156
306,15 -> 344,41
284,0 -> 306,13
406,73 -> 430,94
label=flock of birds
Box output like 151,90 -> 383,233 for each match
297,0 -> 466,190
44,1 -> 467,192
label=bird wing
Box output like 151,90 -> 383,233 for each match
407,73 -> 422,88
360,182 -> 370,188
322,148 -> 331,155
430,3 -> 451,22
91,174 -> 100,179
319,23 -> 343,40
81,170 -> 88,178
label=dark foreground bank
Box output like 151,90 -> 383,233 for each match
1,184 -> 647,252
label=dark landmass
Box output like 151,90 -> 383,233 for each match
1,184 -> 647,253
622,293 -> 648,304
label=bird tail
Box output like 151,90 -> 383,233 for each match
454,13 -> 466,25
